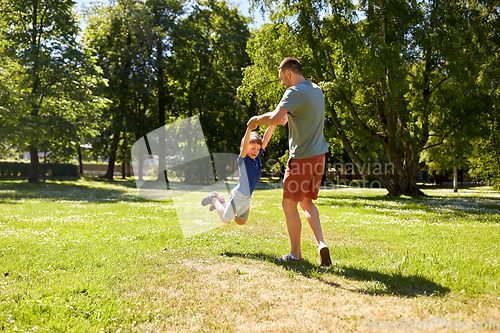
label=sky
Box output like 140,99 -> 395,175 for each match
73,0 -> 268,29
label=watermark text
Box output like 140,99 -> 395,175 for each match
366,317 -> 499,330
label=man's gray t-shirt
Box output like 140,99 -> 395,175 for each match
277,79 -> 329,160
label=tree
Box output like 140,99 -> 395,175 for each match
0,0 -> 107,182
0,59 -> 22,154
241,0 -> 498,196
171,0 -> 252,154
84,0 -> 187,180
85,0 -> 147,180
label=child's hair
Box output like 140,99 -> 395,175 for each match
241,131 -> 263,150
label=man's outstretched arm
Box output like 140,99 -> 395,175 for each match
247,106 -> 288,128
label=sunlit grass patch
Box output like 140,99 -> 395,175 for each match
314,187 -> 500,296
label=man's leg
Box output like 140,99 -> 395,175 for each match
282,198 -> 302,259
300,197 -> 331,266
299,197 -> 325,246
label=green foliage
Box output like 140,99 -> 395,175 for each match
83,0 -> 252,176
243,0 -> 500,196
238,23 -> 307,109
1,0 -> 498,188
238,22 -> 314,163
467,117 -> 500,187
0,0 -> 108,181
171,0 -> 252,153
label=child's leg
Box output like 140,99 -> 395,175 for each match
211,197 -> 231,223
234,207 -> 249,225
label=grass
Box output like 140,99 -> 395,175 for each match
0,177 -> 499,332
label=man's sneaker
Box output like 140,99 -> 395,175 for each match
201,192 -> 218,206
318,242 -> 332,267
209,196 -> 225,211
278,253 -> 302,262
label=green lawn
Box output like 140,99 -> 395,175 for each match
0,178 -> 499,332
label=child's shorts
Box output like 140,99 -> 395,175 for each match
223,188 -> 251,222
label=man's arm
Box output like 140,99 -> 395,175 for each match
240,127 -> 252,158
247,106 -> 288,129
261,125 -> 275,150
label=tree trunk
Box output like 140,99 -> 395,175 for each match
105,132 -> 120,180
28,145 -> 39,183
397,95 -> 426,197
106,26 -> 130,180
496,132 -> 500,182
155,6 -> 167,183
453,166 -> 458,192
43,149 -> 46,183
126,161 -> 131,178
78,145 -> 84,174
420,0 -> 439,149
28,0 -> 41,183
121,136 -> 127,179
328,107 -> 398,195
29,1 -> 40,183
453,137 -> 458,192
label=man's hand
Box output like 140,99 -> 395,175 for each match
279,114 -> 288,125
247,116 -> 259,130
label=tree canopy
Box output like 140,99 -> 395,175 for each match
0,0 -> 499,194
240,0 -> 500,196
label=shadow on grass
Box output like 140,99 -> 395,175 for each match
0,179 -> 150,203
316,191 -> 500,221
221,251 -> 450,298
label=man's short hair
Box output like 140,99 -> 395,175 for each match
241,131 -> 263,150
280,57 -> 302,75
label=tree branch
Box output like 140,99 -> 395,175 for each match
342,95 -> 387,146
374,83 -> 388,135
420,111 -> 472,151
308,5 -> 336,80
36,2 -> 49,51
430,76 -> 448,94
327,103 -> 396,194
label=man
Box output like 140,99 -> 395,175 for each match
247,57 -> 332,266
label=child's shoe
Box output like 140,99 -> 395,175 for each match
209,196 -> 225,211
201,192 -> 218,206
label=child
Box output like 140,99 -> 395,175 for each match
201,124 -> 277,225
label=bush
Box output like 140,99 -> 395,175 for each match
44,163 -> 79,177
0,161 -> 29,176
0,161 -> 78,178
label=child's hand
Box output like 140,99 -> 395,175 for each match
279,114 -> 288,125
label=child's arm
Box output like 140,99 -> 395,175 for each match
261,125 -> 276,150
240,127 -> 252,158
